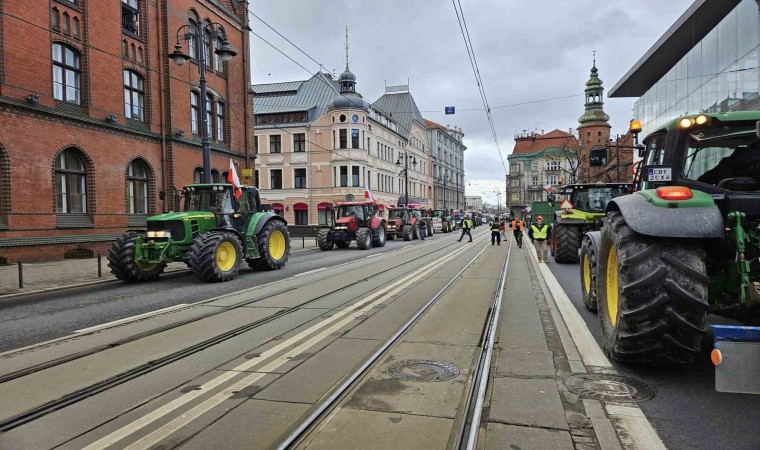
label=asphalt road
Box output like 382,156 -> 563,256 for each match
0,231 -> 464,353
546,255 -> 760,450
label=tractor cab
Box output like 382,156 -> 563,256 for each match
335,203 -> 377,230
181,184 -> 262,232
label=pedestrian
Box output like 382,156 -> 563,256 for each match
457,214 -> 473,242
489,216 -> 501,245
528,215 -> 552,263
499,217 -> 507,240
419,217 -> 427,240
510,216 -> 526,248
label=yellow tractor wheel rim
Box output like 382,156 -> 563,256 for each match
136,261 -> 157,271
269,230 -> 286,260
215,241 -> 237,272
582,254 -> 591,295
606,246 -> 619,327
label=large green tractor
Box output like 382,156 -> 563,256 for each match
108,184 -> 289,283
550,183 -> 630,263
581,112 -> 760,364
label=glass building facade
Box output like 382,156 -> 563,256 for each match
634,0 -> 760,138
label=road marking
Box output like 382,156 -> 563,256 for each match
82,238 -> 483,450
74,304 -> 190,334
524,238 -> 666,450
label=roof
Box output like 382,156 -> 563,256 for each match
252,73 -> 340,126
373,91 -> 426,139
610,0 -> 741,97
424,119 -> 446,129
510,130 -> 578,156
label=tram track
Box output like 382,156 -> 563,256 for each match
0,232 -> 487,433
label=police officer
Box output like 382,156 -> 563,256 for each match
528,215 -> 552,263
457,214 -> 473,242
489,216 -> 501,245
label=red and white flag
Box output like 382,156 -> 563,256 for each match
227,158 -> 242,199
364,181 -> 376,204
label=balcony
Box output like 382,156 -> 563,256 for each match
527,185 -> 543,191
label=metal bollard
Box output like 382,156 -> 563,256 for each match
97,253 -> 102,277
302,236 -> 305,248
17,260 -> 23,289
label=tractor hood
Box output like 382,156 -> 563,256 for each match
336,216 -> 355,225
147,212 -> 215,222
556,208 -> 603,224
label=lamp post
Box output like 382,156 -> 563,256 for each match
168,22 -> 238,183
396,152 -> 417,206
494,190 -> 502,215
437,174 -> 450,210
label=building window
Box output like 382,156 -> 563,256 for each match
548,175 -> 558,186
55,148 -> 87,214
72,17 -> 80,39
254,170 -> 259,188
254,136 -> 259,154
270,169 -> 282,189
270,135 -> 281,153
190,92 -> 199,134
214,36 -> 225,73
205,94 -> 213,137
127,159 -> 149,214
51,8 -> 60,30
339,129 -> 347,148
124,70 -> 144,121
294,168 -> 306,188
294,205 -> 308,225
188,19 -> 198,59
340,166 -> 348,187
547,160 -> 560,171
532,176 -> 538,186
351,129 -> 359,148
62,12 -> 70,34
52,43 -> 81,104
216,102 -> 225,142
121,0 -> 140,36
211,170 -> 220,183
203,25 -> 213,69
193,167 -> 203,183
294,133 -> 306,152
352,166 -> 360,187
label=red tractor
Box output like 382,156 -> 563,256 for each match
386,207 -> 426,241
317,202 -> 387,250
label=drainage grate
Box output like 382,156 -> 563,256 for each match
386,359 -> 459,382
565,373 -> 655,402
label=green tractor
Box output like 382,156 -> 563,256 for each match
431,209 -> 454,233
108,183 -> 289,283
550,183 -> 630,263
581,112 -> 760,364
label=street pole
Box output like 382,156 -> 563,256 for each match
405,154 -> 409,207
197,33 -> 211,183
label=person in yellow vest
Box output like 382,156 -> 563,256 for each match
489,216 -> 502,245
457,215 -> 473,243
528,215 -> 552,263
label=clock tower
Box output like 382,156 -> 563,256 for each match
577,55 -> 611,183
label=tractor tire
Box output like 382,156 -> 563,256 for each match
108,233 -> 165,282
372,224 -> 386,247
412,224 -> 419,240
402,224 -> 413,241
248,220 -> 290,271
317,228 -> 334,251
356,227 -> 372,250
597,212 -> 708,364
553,224 -> 581,263
335,240 -> 350,249
189,231 -> 242,282
427,221 -> 433,236
550,234 -> 556,257
580,234 -> 598,312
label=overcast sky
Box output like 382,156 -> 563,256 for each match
249,0 -> 695,205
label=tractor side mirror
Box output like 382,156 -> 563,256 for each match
589,147 -> 607,167
637,145 -> 646,158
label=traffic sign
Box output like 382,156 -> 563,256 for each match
560,199 -> 573,210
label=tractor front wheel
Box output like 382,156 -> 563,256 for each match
108,233 -> 166,282
317,228 -> 334,251
597,212 -> 708,364
372,224 -> 386,247
579,235 -> 598,312
356,227 -> 372,250
553,224 -> 581,263
189,231 -> 242,282
402,224 -> 413,241
249,220 -> 290,270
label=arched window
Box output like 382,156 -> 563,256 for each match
214,34 -> 225,73
62,12 -> 70,34
122,40 -> 128,58
211,169 -> 220,183
203,20 -> 213,69
188,10 -> 200,59
137,47 -> 143,63
55,148 -> 87,213
72,17 -> 80,39
215,101 -> 225,142
52,43 -> 81,104
193,167 -> 203,183
190,91 -> 200,134
127,159 -> 149,214
124,70 -> 144,121
130,43 -> 136,62
51,8 -> 60,30
205,93 -> 213,137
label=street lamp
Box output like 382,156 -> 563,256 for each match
437,174 -> 450,210
168,22 -> 238,183
396,152 -> 417,207
494,190 -> 502,215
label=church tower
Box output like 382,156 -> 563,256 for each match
577,54 -> 611,182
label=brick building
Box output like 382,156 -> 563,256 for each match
0,0 -> 251,262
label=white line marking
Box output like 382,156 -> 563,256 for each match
74,304 -> 189,334
82,238 -> 481,450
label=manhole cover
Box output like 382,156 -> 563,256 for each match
386,359 -> 459,382
564,373 -> 655,402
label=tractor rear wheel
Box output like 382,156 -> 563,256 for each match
108,233 -> 166,282
248,220 -> 289,270
553,224 -> 581,263
412,224 -> 419,239
317,228 -> 334,251
356,227 -> 372,250
372,224 -> 386,247
427,221 -> 433,236
579,235 -> 598,312
189,231 -> 242,282
597,212 -> 708,364
402,224 -> 413,241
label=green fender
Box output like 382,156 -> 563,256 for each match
607,190 -> 723,238
244,212 -> 288,259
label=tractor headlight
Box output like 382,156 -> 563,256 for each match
335,226 -> 348,230
147,230 -> 172,238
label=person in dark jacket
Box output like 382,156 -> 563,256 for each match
528,215 -> 552,263
489,217 -> 501,245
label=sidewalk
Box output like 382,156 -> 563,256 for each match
0,239 -> 319,298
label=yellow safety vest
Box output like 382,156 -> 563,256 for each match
531,224 -> 548,240
462,219 -> 472,229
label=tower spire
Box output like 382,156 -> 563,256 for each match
592,49 -> 596,68
345,26 -> 349,71
338,26 -> 357,93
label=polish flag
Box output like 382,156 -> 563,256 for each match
364,182 -> 376,204
227,159 -> 242,199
